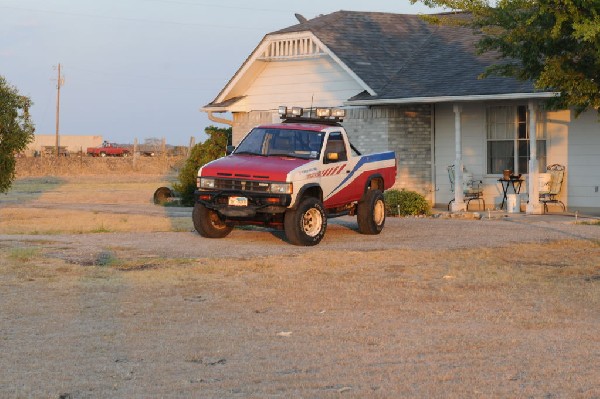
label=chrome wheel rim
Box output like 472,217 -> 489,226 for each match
373,199 -> 385,225
302,208 -> 322,237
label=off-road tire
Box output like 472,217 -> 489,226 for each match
284,197 -> 327,246
193,203 -> 233,238
357,189 -> 386,235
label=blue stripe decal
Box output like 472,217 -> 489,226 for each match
327,151 -> 395,198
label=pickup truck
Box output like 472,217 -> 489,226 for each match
87,141 -> 130,157
194,106 -> 397,246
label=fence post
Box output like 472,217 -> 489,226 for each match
188,136 -> 196,157
133,138 -> 138,170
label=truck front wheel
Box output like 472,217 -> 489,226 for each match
357,189 -> 386,235
193,203 -> 233,238
284,197 -> 327,246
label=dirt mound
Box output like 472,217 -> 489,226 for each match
16,156 -> 186,177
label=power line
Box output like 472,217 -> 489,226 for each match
140,0 -> 291,13
0,5 -> 269,31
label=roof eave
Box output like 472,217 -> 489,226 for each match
345,92 -> 560,106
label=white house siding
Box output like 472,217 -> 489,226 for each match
566,110 -> 600,212
232,111 -> 278,144
230,57 -> 364,114
542,109 -> 569,209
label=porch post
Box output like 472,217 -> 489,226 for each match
526,100 -> 543,214
450,104 -> 466,212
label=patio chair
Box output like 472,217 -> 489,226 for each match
447,165 -> 485,211
539,164 -> 566,212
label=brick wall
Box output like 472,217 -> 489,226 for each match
232,111 -> 277,144
343,105 -> 433,200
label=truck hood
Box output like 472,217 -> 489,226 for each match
200,154 -> 312,181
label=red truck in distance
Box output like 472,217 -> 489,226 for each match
87,141 -> 130,157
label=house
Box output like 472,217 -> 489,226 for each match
202,11 -> 600,215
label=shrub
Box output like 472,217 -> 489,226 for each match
173,126 -> 231,206
384,189 -> 430,216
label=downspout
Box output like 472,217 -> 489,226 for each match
207,111 -> 234,126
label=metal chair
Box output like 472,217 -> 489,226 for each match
539,164 -> 566,212
447,165 -> 485,211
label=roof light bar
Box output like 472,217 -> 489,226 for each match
278,105 -> 345,121
316,108 -> 331,117
331,109 -> 346,118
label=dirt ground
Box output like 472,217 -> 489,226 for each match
1,175 -> 600,398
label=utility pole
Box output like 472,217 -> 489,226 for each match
55,63 -> 64,156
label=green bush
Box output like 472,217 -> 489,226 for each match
173,126 -> 231,206
384,189 -> 430,216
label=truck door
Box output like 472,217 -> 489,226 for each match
321,132 -> 354,207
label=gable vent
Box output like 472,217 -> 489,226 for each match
259,37 -> 325,61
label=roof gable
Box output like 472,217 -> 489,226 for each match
206,30 -> 373,110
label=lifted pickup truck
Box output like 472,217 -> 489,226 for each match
194,106 -> 397,246
87,141 -> 130,157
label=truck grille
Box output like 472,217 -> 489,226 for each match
214,179 -> 270,192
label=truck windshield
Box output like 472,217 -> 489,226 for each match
234,128 -> 324,159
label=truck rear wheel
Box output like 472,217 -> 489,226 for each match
357,189 -> 386,235
193,203 -> 233,238
284,197 -> 327,246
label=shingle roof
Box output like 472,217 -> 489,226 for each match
273,11 -> 537,101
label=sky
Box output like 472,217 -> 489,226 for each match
1,0 -> 445,145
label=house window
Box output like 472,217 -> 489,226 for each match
486,105 -> 546,174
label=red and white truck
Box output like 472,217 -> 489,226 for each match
87,141 -> 130,157
194,106 -> 397,246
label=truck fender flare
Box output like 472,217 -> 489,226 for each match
291,183 -> 323,209
362,174 -> 385,198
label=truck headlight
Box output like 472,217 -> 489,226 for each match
198,177 -> 216,189
270,182 -> 292,194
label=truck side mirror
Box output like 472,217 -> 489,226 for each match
226,145 -> 235,155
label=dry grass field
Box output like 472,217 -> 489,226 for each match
1,160 -> 599,398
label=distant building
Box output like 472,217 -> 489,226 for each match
27,135 -> 103,156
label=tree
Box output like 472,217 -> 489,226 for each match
413,0 -> 600,115
174,125 -> 232,206
0,76 -> 35,193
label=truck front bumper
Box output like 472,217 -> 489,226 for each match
195,190 -> 291,218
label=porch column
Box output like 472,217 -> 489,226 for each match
526,100 -> 543,214
450,104 -> 466,212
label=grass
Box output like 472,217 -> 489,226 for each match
8,247 -> 41,262
0,232 -> 598,397
577,219 -> 600,226
0,174 -> 192,234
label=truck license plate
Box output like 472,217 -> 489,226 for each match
228,196 -> 248,206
